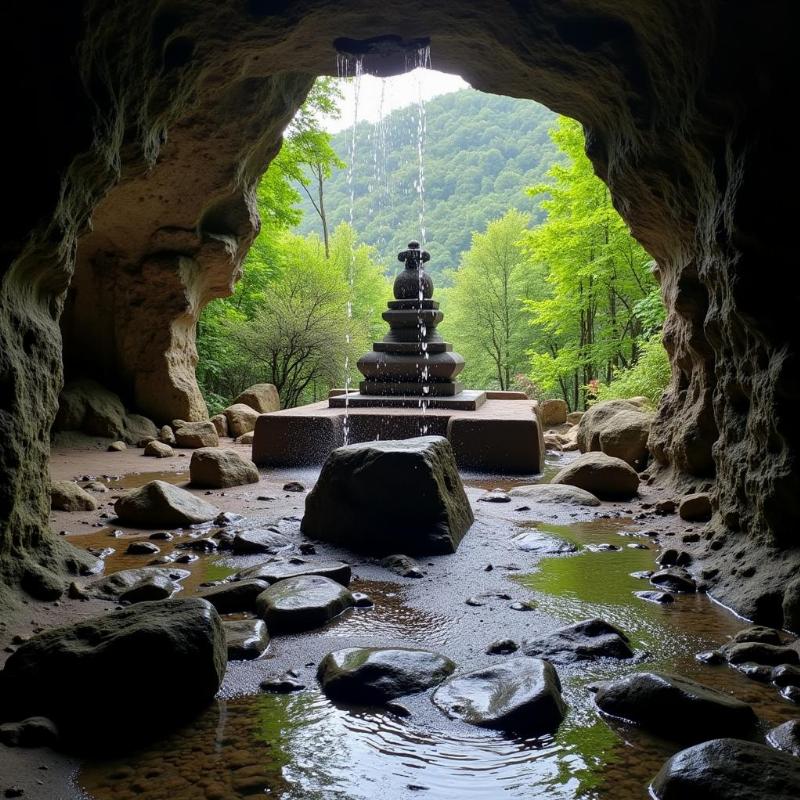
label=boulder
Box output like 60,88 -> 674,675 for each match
767,720 -> 800,757
125,414 -> 158,445
511,530 -> 577,554
54,379 -> 127,439
0,717 -> 59,748
0,599 -> 226,749
223,403 -> 260,437
144,439 -> 173,458
679,493 -> 713,521
301,436 -> 473,555
650,738 -> 800,800
731,625 -> 783,645
597,409 -> 652,468
197,579 -> 269,613
432,657 -> 566,735
508,483 -> 600,506
594,672 -> 756,740
84,567 -> 190,599
231,528 -> 293,555
158,425 -> 176,445
119,574 -> 176,603
318,647 -> 455,703
114,480 -> 218,527
223,619 -> 270,661
50,481 -> 98,512
566,411 -> 584,425
551,452 -> 640,500
107,441 -> 127,451
233,383 -> 280,414
577,400 -> 648,454
522,618 -> 634,664
189,447 -> 259,488
720,641 -> 799,666
539,398 -> 568,426
650,567 -> 697,593
236,431 -> 254,444
772,664 -> 800,687
210,413 -> 228,438
174,421 -> 219,449
235,559 -> 351,586
783,576 -> 800,633
254,575 -> 355,632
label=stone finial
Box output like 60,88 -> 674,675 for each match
394,241 -> 433,300
397,241 -> 431,268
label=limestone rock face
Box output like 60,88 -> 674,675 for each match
114,480 -> 218,527
233,384 -> 280,414
539,399 -> 568,426
50,481 -> 98,512
0,0 -> 797,624
0,599 -> 226,748
594,672 -> 756,740
551,452 -> 640,499
318,647 -> 455,703
189,447 -> 259,488
301,436 -> 473,555
174,421 -> 219,449
223,403 -> 260,437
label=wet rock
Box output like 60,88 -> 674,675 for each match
551,452 -> 640,500
595,672 -> 756,740
235,559 -> 351,586
432,657 -> 566,735
781,686 -> 800,703
352,592 -> 373,607
678,493 -> 712,522
721,641 -> 799,666
197,579 -> 269,613
214,511 -> 244,527
114,480 -> 218,527
107,441 -> 127,452
655,499 -> 677,514
144,439 -> 173,458
695,650 -> 725,665
86,567 -> 190,599
210,413 -> 228,438
731,625 -> 783,645
478,490 -> 511,503
771,664 -> 800,687
182,537 -> 217,553
509,483 -> 600,507
0,717 -> 59,748
650,567 -> 697,593
509,600 -> 536,611
587,543 -> 621,552
83,481 -> 108,493
381,554 -> 424,578
125,540 -> 160,555
511,530 -> 577,554
465,596 -> 485,607
158,425 -> 176,446
283,481 -> 305,492
301,436 -> 473,555
174,421 -> 219,449
631,570 -> 654,580
260,675 -> 305,693
119,574 -> 176,603
231,529 -> 293,555
174,553 -> 198,564
521,618 -> 634,664
50,480 -> 98,512
223,619 -> 269,661
318,647 -> 455,703
656,549 -> 692,568
767,720 -> 800,757
635,590 -> 675,604
255,575 -> 355,633
223,403 -> 260,437
189,447 -> 259,488
733,662 -> 773,682
650,738 -> 800,800
0,599 -> 226,749
486,639 -> 519,655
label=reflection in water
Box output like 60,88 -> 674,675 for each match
77,516 -> 798,800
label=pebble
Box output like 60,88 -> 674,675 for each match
486,639 -> 519,655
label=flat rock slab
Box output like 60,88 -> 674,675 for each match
0,598 -> 226,749
231,529 -> 293,555
508,484 -> 600,506
595,672 -> 756,740
432,657 -> 566,735
301,435 -> 473,555
114,480 -> 219,528
197,579 -> 269,613
255,575 -> 355,633
551,451 -> 639,500
522,618 -> 634,664
236,559 -> 351,586
223,619 -> 270,661
318,647 -> 455,703
650,738 -> 800,800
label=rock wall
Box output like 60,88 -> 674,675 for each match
0,0 -> 796,619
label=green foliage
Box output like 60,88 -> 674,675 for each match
295,89 -> 558,277
595,333 -> 671,405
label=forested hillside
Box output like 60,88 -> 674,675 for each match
295,89 -> 558,276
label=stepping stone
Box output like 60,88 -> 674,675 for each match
318,647 -> 455,703
231,529 -> 293,555
650,567 -> 696,593
119,574 -> 176,603
236,559 -> 351,586
595,672 -> 756,740
197,579 -> 269,613
522,618 -> 634,664
223,619 -> 269,661
255,575 -> 355,632
721,641 -> 799,666
634,590 -> 675,604
432,657 -> 566,735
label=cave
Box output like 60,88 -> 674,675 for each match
1,1 -> 797,628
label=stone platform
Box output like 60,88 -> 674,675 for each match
252,392 -> 545,473
329,390 -> 486,410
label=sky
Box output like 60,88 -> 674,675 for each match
322,68 -> 470,133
